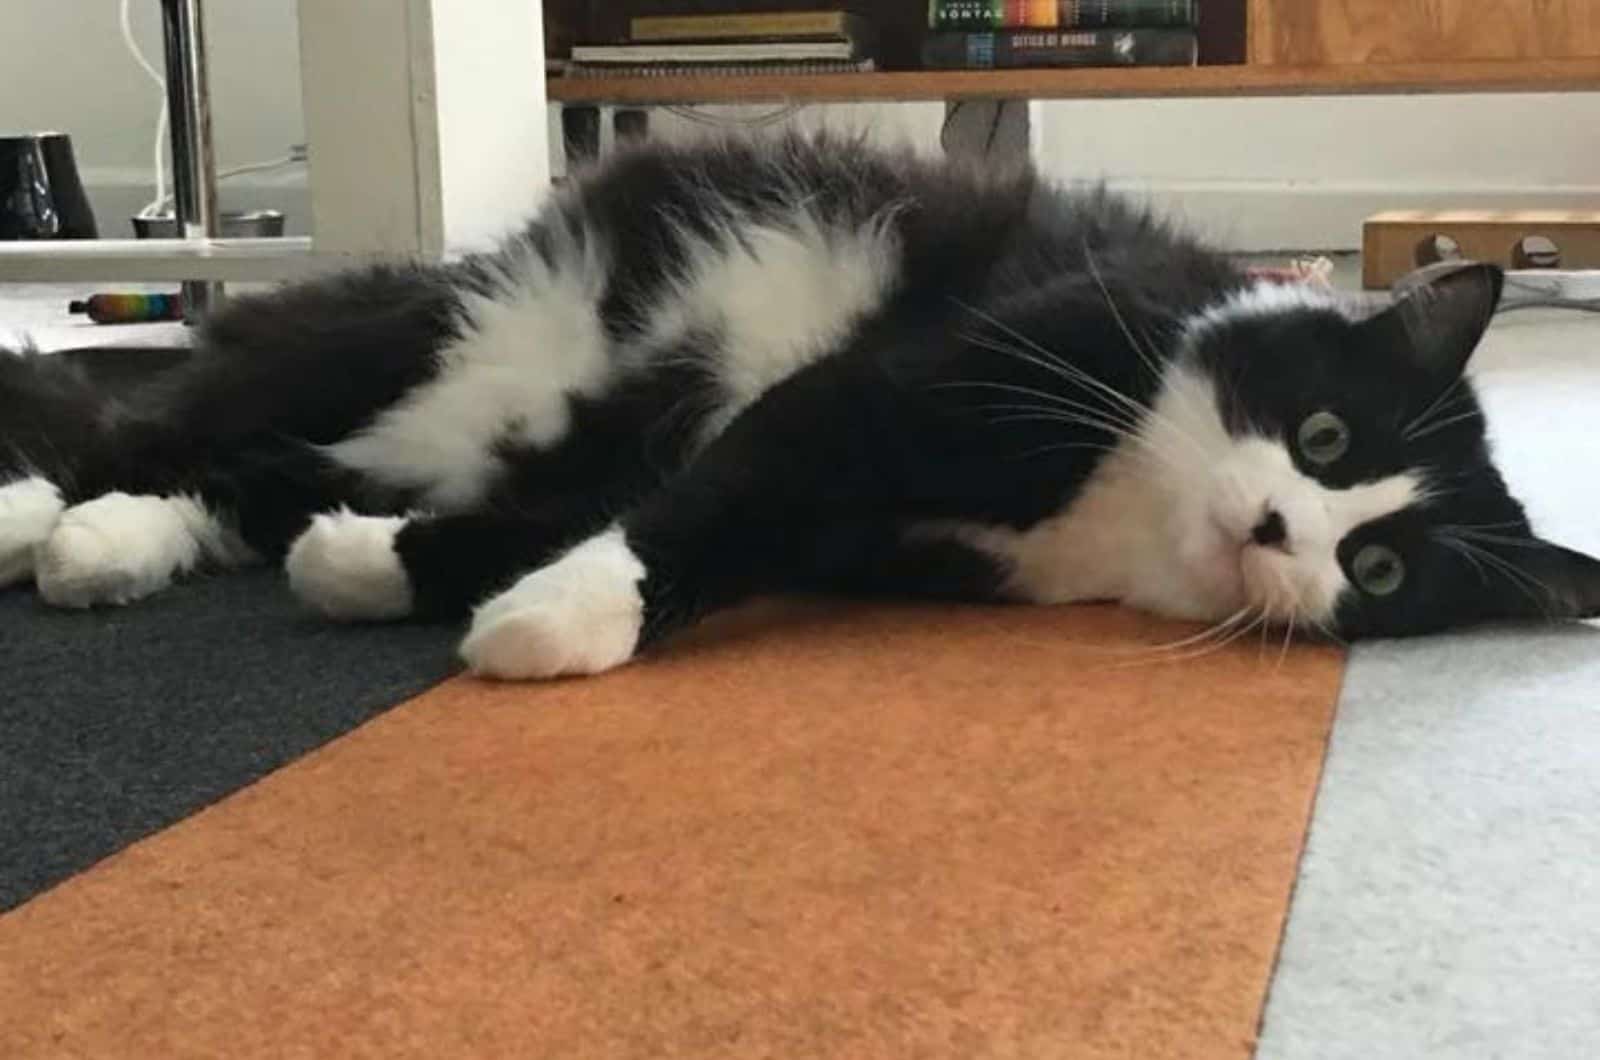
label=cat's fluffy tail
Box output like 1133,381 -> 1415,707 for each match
0,343 -> 188,485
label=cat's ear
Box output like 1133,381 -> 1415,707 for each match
1362,261 -> 1504,387
1488,539 -> 1600,622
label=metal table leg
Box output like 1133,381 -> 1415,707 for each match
160,0 -> 221,322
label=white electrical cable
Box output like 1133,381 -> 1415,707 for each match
215,156 -> 302,181
116,0 -> 307,222
1499,272 -> 1600,315
138,156 -> 303,217
119,0 -> 170,218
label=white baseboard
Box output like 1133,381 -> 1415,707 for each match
80,168 -> 1600,257
1088,180 -> 1600,253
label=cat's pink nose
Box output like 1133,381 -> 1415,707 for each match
1251,509 -> 1290,552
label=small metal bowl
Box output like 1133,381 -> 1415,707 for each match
131,209 -> 286,239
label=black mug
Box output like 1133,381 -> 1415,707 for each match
0,132 -> 98,240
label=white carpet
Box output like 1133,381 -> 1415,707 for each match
0,282 -> 193,352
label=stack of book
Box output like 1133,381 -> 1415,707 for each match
923,1 -> 1201,69
565,10 -> 879,80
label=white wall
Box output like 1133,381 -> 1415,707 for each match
2,1 -> 1595,250
0,1 -> 307,236
1034,94 -> 1600,251
585,94 -> 1599,251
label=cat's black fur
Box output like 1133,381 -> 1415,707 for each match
3,132 -> 1597,669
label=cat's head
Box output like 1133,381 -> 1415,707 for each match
1160,262 -> 1600,639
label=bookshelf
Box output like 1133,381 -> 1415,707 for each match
545,1 -> 1600,106
547,58 -> 1600,105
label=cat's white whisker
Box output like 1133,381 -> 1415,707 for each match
1439,525 -> 1547,550
1081,240 -> 1167,382
1123,608 -> 1267,669
951,303 -> 1167,424
1438,533 -> 1556,617
971,404 -> 1190,476
1113,605 -> 1254,657
1401,374 -> 1471,439
999,423 -> 1189,478
1277,604 -> 1298,670
953,312 -> 1216,464
934,378 -> 1193,474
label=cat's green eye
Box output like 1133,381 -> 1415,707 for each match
1298,411 -> 1350,466
1353,544 -> 1405,597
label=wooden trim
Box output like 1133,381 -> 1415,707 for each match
1251,0 -> 1600,66
547,58 -> 1600,105
1363,211 -> 1600,288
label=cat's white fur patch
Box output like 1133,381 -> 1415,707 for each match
324,232 -> 614,512
648,208 -> 901,442
286,509 -> 414,621
1188,279 -> 1373,339
460,525 -> 646,680
324,205 -> 896,509
939,362 -> 1424,630
35,492 -> 255,608
0,476 -> 65,587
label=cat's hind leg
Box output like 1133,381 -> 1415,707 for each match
0,476 -> 66,588
34,491 -> 256,608
33,443 -> 380,609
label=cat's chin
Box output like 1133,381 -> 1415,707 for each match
1192,562 -> 1250,620
1122,548 -> 1249,626
1168,523 -> 1251,618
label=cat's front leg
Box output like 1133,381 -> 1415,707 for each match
459,525 -> 647,679
286,505 -> 662,678
286,509 -> 599,623
457,410 -> 803,679
457,336 -> 1027,680
456,514 -> 1007,681
455,378 -> 958,678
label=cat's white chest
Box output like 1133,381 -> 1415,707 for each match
927,443 -> 1232,623
952,448 -> 1172,601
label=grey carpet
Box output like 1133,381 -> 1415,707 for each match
0,570 -> 459,911
1257,307 -> 1600,1057
1255,627 -> 1600,1060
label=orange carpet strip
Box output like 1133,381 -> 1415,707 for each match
0,602 -> 1342,1058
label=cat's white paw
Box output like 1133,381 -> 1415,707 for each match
286,510 -> 414,621
459,527 -> 646,680
0,476 -> 65,587
35,493 -> 204,608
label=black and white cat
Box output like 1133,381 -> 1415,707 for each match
3,133 -> 1597,679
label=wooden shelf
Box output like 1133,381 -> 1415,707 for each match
547,58 -> 1600,105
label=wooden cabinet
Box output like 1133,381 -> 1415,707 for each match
1250,0 -> 1600,65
